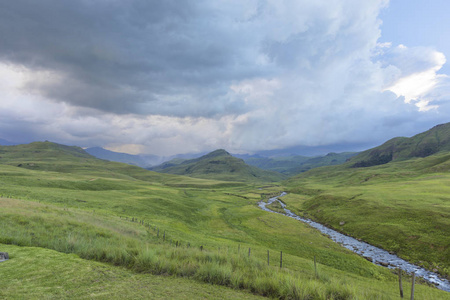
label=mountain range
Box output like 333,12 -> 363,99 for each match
2,122 -> 450,180
149,149 -> 286,182
84,146 -> 359,176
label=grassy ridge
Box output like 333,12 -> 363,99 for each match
285,152 -> 450,279
349,122 -> 450,167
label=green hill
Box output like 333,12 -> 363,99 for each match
236,152 -> 357,175
150,149 -> 286,182
0,142 -> 239,188
241,155 -> 310,173
284,123 -> 450,280
350,122 -> 450,167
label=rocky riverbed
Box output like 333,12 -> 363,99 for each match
258,192 -> 450,292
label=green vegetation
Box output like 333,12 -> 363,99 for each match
241,155 -> 311,173
350,122 -> 450,167
243,152 -> 357,175
150,149 -> 285,182
0,141 -> 448,299
0,244 -> 263,299
285,151 -> 450,280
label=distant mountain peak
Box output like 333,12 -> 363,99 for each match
201,149 -> 231,158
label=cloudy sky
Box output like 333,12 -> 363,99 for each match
1,0 -> 449,156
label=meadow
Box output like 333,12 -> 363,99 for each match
285,152 -> 450,280
0,243 -> 263,300
0,143 -> 448,299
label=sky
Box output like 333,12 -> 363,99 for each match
0,0 -> 449,156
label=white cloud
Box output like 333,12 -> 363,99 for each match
383,45 -> 447,110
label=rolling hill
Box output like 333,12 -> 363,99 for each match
0,141 -> 241,188
241,152 -> 358,175
349,122 -> 450,168
149,149 -> 286,182
284,122 -> 450,281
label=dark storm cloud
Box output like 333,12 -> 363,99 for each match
0,0 -> 261,116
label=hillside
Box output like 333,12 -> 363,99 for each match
242,152 -> 357,175
284,123 -> 450,280
150,149 -> 286,182
0,141 -> 162,181
0,142 -> 239,188
349,122 -> 450,167
239,155 -> 310,173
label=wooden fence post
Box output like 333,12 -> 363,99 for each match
163,231 -> 165,241
410,272 -> 415,300
248,248 -> 251,258
314,255 -> 317,278
280,251 -> 283,268
267,250 -> 270,266
398,268 -> 403,298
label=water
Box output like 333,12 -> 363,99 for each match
258,192 -> 450,292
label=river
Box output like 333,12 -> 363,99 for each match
258,192 -> 450,293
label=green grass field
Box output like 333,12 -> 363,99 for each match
0,142 -> 449,299
285,152 -> 450,280
0,244 -> 263,299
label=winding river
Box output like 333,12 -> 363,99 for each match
258,192 -> 450,293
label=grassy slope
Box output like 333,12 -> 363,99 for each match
243,155 -> 310,173
350,122 -> 450,167
243,152 -> 357,175
0,142 -> 239,188
151,149 -> 285,182
285,151 -> 450,279
0,142 -> 448,299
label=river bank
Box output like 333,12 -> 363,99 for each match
258,192 -> 450,293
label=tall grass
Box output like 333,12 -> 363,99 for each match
0,198 -> 360,299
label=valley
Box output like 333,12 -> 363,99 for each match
0,123 -> 449,299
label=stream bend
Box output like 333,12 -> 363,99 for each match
258,192 -> 450,292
